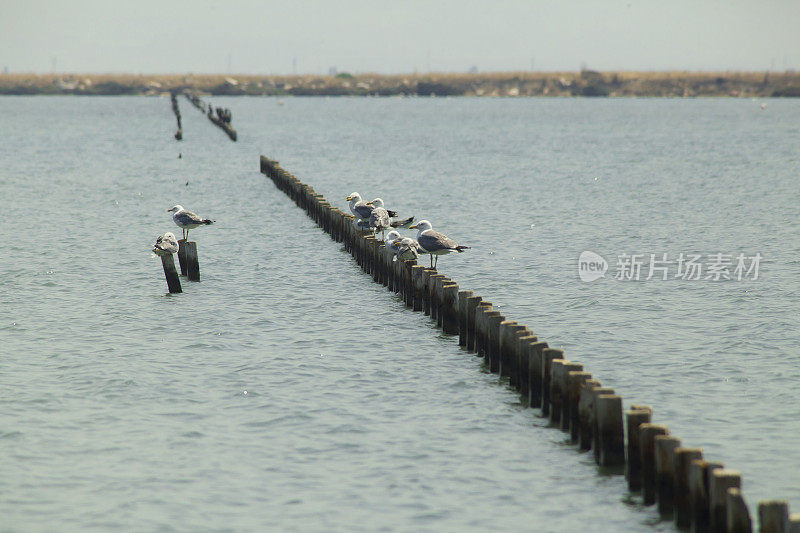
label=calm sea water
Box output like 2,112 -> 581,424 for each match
1,95 -> 798,532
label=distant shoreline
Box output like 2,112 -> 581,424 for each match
2,71 -> 799,97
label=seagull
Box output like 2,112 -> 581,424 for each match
409,220 -> 470,269
388,234 -> 423,262
346,192 -> 374,220
152,232 -> 179,257
168,205 -> 215,241
368,201 -> 391,240
367,198 -> 398,218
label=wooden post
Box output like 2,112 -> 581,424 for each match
474,304 -> 495,359
457,290 -> 474,346
758,500 -> 790,533
558,363 -> 583,431
725,488 -> 752,533
528,341 -> 549,408
486,314 -> 505,372
516,335 -> 538,398
655,435 -> 682,517
567,371 -> 592,441
160,254 -> 182,293
540,348 -> 564,416
625,408 -> 652,492
689,459 -> 724,533
577,379 -> 601,450
465,295 -> 483,351
177,239 -> 188,275
441,283 -> 460,335
710,469 -> 741,533
498,322 -> 525,381
421,269 -> 435,315
790,514 -> 800,533
596,394 -> 625,466
180,241 -> 200,281
549,358 -> 569,425
590,387 -> 615,462
411,265 -> 427,312
674,447 -> 703,528
640,423 -> 670,505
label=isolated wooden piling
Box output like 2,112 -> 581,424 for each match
640,423 -> 670,505
567,371 -> 592,441
178,240 -> 200,281
596,394 -> 625,466
758,500 -> 790,533
457,290 -> 474,346
655,435 -> 683,516
465,295 -> 483,351
160,254 -> 182,293
528,341 -> 549,408
674,447 -> 703,528
441,283 -> 460,335
710,469 -> 742,533
577,379 -> 601,450
625,407 -> 653,492
540,348 -> 564,416
725,489 -> 752,533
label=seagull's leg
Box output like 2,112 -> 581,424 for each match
434,256 -> 439,269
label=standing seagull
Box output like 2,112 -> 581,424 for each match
409,220 -> 470,269
346,192 -> 374,220
152,232 -> 179,257
368,199 -> 391,240
168,205 -> 215,241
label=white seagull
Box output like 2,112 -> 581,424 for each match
409,220 -> 470,269
168,205 -> 215,241
152,232 -> 179,257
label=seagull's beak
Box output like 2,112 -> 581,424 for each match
346,196 -> 353,201
365,201 -> 374,206
408,224 -> 419,230
167,208 -> 174,212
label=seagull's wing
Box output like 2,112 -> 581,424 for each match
418,230 -> 459,252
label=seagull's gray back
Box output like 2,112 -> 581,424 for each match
353,202 -> 373,219
174,210 -> 204,227
369,207 -> 390,230
418,230 -> 458,252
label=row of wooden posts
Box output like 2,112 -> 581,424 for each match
259,154 -> 798,533
160,240 -> 201,294
182,92 -> 237,141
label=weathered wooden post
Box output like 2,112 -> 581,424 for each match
160,254 -> 182,293
486,314 -> 506,372
457,290 -> 474,346
689,459 -> 724,532
567,371 -> 592,441
429,274 -> 447,323
758,500 -> 790,533
465,295 -> 483,351
577,379 -> 601,450
589,386 -> 615,461
178,240 -> 200,281
516,334 -> 538,398
402,259 -> 415,306
558,363 -> 583,431
725,488 -> 752,533
625,407 -> 652,492
540,348 -> 564,416
710,469 -> 741,533
549,358 -> 569,425
596,394 -> 625,466
528,341 -> 549,408
411,265 -> 427,312
498,322 -> 525,380
640,423 -> 670,505
441,283 -> 460,335
673,447 -> 703,528
655,435 -> 682,516
474,303 -> 496,358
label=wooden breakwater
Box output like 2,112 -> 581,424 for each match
183,92 -> 237,141
260,154 -> 799,533
170,91 -> 182,140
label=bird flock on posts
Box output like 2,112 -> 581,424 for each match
152,205 -> 215,258
346,192 -> 469,269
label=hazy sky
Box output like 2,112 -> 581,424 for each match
2,0 -> 798,74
